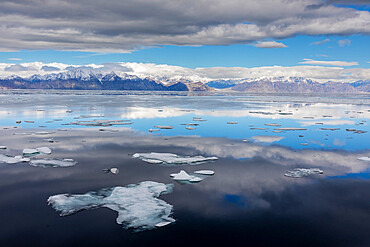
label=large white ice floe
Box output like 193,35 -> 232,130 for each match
357,157 -> 370,162
0,154 -> 30,164
133,152 -> 218,166
284,168 -> 324,178
47,181 -> 175,231
23,147 -> 51,156
0,146 -> 7,149
30,158 -> 77,168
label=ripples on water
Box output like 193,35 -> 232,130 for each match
0,90 -> 369,246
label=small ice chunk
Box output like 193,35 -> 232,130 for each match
155,221 -> 172,227
36,147 -> 52,154
274,127 -> 307,131
189,177 -> 203,183
264,123 -> 281,127
23,147 -> 51,156
149,128 -> 160,132
171,170 -> 203,183
33,131 -> 55,135
172,170 -> 193,181
153,125 -> 173,129
133,152 -> 218,166
357,157 -> 370,162
104,167 -> 119,174
194,170 -> 215,176
0,154 -> 30,164
0,146 -> 7,149
284,168 -> 323,178
30,159 -> 76,168
47,181 -> 174,231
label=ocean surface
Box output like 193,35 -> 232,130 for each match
0,90 -> 369,246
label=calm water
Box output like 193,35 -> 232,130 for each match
0,90 -> 369,246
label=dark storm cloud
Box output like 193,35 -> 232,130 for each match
0,1 -> 369,52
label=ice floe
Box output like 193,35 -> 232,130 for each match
170,169 -> 215,183
103,167 -> 119,174
70,120 -> 132,127
194,170 -> 215,176
47,181 -> 174,231
0,154 -> 30,164
0,146 -> 7,149
274,127 -> 307,131
284,168 -> 323,178
133,152 -> 218,166
30,158 -> 77,168
153,125 -> 173,129
23,147 -> 51,156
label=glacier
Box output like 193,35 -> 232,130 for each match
47,181 -> 175,231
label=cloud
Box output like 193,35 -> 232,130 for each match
4,64 -> 37,72
8,58 -> 22,61
0,0 -> 369,52
311,39 -> 331,45
254,41 -> 287,48
299,58 -> 358,66
1,61 -> 370,82
41,65 -> 60,72
338,39 -> 351,46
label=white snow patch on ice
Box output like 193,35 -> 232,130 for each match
47,181 -> 174,231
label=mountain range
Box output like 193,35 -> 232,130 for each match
0,70 -> 369,93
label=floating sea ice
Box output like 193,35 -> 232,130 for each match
0,146 -> 7,149
133,152 -> 218,166
171,170 -> 193,180
274,127 -> 307,131
264,123 -> 281,127
170,170 -> 203,183
149,128 -> 160,132
284,168 -> 323,178
103,167 -> 119,174
33,131 -> 55,135
29,158 -> 77,168
47,181 -> 175,231
0,154 -> 30,164
153,125 -> 174,129
194,170 -> 215,176
320,128 -> 340,131
23,147 -> 51,156
357,157 -> 370,162
186,126 -> 196,130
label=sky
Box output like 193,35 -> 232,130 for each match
0,0 -> 369,81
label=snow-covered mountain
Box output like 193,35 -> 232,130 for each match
0,71 -> 368,93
